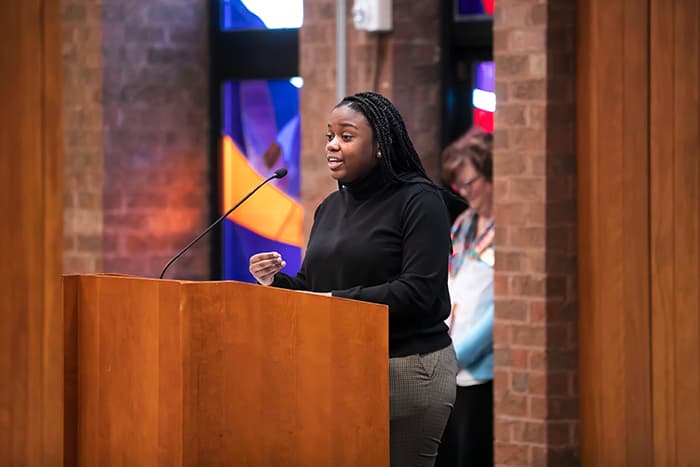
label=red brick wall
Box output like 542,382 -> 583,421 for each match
299,0 -> 338,240
390,0 -> 442,181
493,1 -> 578,465
62,0 -> 105,274
101,0 -> 210,280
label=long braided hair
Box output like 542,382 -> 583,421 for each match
336,92 -> 432,184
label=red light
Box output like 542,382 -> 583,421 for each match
473,108 -> 493,133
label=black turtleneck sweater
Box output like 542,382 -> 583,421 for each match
272,167 -> 452,357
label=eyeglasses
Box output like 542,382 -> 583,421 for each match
450,175 -> 481,192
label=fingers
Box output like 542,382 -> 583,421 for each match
249,252 -> 285,272
254,259 -> 285,277
249,252 -> 286,285
250,252 -> 282,263
254,262 -> 285,286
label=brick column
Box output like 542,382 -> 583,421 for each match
101,0 -> 210,279
390,0 -> 442,181
492,2 -> 578,466
299,0 -> 339,240
62,0 -> 210,279
62,0 -> 105,273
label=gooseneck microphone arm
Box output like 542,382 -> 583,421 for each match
159,168 -> 288,279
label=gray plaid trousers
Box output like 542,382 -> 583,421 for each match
389,344 -> 458,467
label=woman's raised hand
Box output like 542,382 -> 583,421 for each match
249,252 -> 286,286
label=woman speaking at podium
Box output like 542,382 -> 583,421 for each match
249,92 -> 459,467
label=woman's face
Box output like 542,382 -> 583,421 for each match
453,159 -> 492,212
325,105 -> 378,184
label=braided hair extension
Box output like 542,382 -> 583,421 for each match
336,92 -> 431,184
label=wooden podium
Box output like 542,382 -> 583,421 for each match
63,274 -> 389,466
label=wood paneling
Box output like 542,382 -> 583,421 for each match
651,0 -> 700,465
577,0 -> 654,465
579,0 -> 700,464
64,275 -> 389,466
0,1 -> 64,465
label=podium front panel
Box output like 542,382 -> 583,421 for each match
181,281 -> 389,466
64,275 -> 389,467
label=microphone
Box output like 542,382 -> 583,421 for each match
159,167 -> 288,279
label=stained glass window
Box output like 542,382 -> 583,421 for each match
471,61 -> 495,133
456,0 -> 494,18
220,0 -> 303,30
215,1 -> 303,281
219,79 -> 303,282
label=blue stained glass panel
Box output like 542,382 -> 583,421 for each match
220,0 -> 303,30
457,0 -> 494,17
220,79 -> 302,283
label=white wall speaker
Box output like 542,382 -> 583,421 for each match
351,0 -> 392,32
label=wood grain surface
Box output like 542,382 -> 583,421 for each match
64,275 -> 389,467
0,1 -> 64,464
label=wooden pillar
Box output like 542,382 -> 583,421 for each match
578,0 -> 700,464
650,0 -> 700,465
577,0 -> 653,464
0,1 -> 64,464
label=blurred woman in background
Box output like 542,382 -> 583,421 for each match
436,127 -> 495,467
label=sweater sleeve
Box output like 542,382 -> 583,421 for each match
271,197 -> 328,291
453,302 -> 494,368
331,188 -> 450,319
271,269 -> 308,290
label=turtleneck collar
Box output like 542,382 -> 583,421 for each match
341,164 -> 389,199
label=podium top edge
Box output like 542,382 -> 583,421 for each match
62,273 -> 230,284
61,274 -> 388,311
